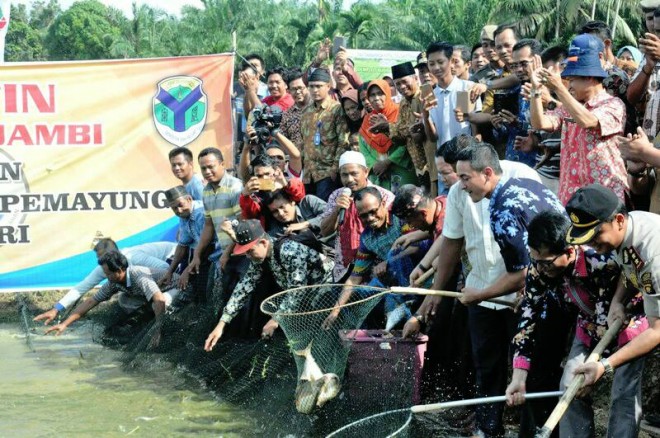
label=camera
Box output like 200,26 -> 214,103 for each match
251,105 -> 283,144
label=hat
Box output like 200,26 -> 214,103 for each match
640,0 -> 660,11
561,34 -> 607,78
617,46 -> 643,64
232,219 -> 266,255
565,184 -> 622,245
308,68 -> 331,83
391,62 -> 416,80
164,185 -> 189,205
414,52 -> 428,69
339,150 -> 367,169
480,25 -> 497,41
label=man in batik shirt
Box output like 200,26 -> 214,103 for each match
506,210 -> 647,438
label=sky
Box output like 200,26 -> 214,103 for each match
13,0 -> 206,18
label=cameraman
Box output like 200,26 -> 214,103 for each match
238,109 -> 303,181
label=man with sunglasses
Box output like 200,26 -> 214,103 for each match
505,208 -> 647,437
563,185 -> 660,431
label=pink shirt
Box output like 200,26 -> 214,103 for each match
547,90 -> 628,205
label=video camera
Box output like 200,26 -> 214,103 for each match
251,105 -> 283,144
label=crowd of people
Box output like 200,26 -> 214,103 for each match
32,2 -> 660,436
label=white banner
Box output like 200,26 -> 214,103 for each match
0,0 -> 10,63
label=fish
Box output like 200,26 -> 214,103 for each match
293,340 -> 341,414
385,301 -> 413,332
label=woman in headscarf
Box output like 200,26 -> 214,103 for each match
340,90 -> 363,151
358,79 -> 417,191
616,46 -> 643,79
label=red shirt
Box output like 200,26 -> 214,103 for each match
432,196 -> 448,240
263,93 -> 294,112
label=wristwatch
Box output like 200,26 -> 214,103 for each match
599,357 -> 614,377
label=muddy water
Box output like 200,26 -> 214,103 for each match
0,323 -> 257,437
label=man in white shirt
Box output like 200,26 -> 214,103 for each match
33,238 -> 176,324
421,41 -> 482,195
406,136 -> 540,437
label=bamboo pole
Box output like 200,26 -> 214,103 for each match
389,286 -> 515,308
412,391 -> 564,414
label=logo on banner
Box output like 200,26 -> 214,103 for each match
153,76 -> 207,147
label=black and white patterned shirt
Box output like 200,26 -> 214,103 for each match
92,266 -> 173,303
220,239 -> 334,323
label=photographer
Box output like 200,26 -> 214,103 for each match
238,105 -> 303,181
239,154 -> 305,226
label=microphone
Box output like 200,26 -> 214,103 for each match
337,187 -> 352,226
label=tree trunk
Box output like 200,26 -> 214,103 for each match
591,0 -> 597,20
612,0 -> 623,40
555,0 -> 560,40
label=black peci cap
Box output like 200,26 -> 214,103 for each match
391,62 -> 416,80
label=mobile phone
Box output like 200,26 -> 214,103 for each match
493,92 -> 519,115
420,83 -> 434,100
456,91 -> 475,114
257,178 -> 275,191
333,36 -> 348,56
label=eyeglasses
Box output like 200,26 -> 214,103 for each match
531,252 -> 564,267
290,86 -> 306,94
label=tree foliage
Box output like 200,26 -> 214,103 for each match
3,0 -> 648,68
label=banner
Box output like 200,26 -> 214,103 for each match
345,49 -> 419,82
0,0 -> 10,63
0,54 -> 235,292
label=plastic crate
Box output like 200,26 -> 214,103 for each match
339,329 -> 428,407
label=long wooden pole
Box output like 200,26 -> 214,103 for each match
412,391 -> 564,414
389,286 -> 515,308
534,318 -> 623,438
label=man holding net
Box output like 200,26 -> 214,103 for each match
204,219 -> 334,350
322,186 -> 429,330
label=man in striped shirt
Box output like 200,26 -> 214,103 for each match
188,147 -> 245,297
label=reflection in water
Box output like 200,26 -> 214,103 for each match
0,323 -> 254,437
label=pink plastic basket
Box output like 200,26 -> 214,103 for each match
339,329 -> 428,405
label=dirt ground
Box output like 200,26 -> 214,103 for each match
2,290 -> 658,437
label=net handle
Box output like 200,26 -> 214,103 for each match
534,318 -> 623,438
412,266 -> 435,286
411,391 -> 564,414
389,286 -> 515,308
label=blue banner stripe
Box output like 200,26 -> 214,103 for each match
0,217 -> 178,292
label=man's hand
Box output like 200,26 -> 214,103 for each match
538,66 -> 563,92
274,168 -> 288,189
422,93 -> 438,112
639,33 -> 660,64
617,127 -> 653,162
393,234 -> 418,250
372,261 -> 388,278
261,318 -> 279,339
284,222 -> 309,235
239,70 -> 258,92
151,291 -> 167,316
402,316 -> 422,338
34,309 -> 59,325
491,112 -> 505,129
242,176 -> 261,196
607,300 -> 626,328
459,287 -> 483,306
470,83 -> 487,102
188,256 -> 201,275
454,108 -> 467,123
45,323 -> 68,336
220,219 -> 237,242
498,109 -> 517,125
336,191 -> 352,213
574,361 -> 605,391
178,268 -> 191,290
506,368 -> 528,406
372,159 -> 391,177
527,54 -> 545,90
314,38 -> 331,65
158,271 -> 173,287
322,306 -> 341,330
204,321 -> 226,351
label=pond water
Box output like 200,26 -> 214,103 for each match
0,322 -> 258,437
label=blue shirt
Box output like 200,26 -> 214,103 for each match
502,88 -> 536,168
352,214 -> 403,278
489,177 -> 565,272
185,174 -> 205,201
